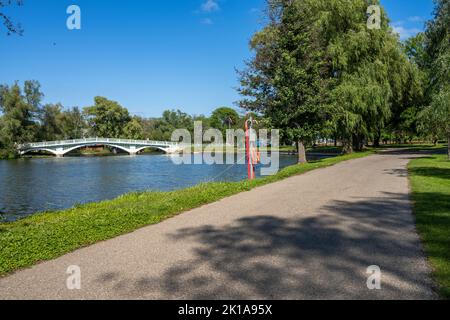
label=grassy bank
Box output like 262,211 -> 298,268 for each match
409,155 -> 450,299
0,151 -> 372,276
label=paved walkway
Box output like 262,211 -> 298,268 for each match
0,152 -> 436,299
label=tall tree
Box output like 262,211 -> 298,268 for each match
123,117 -> 144,140
209,107 -> 240,135
84,97 -> 131,138
58,107 -> 87,139
326,0 -> 421,151
418,90 -> 450,158
150,110 -> 194,141
238,0 -> 330,163
39,103 -> 63,141
0,81 -> 42,156
420,0 -> 450,158
424,0 -> 450,97
390,33 -> 429,143
404,33 -> 428,69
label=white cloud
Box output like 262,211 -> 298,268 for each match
391,23 -> 422,40
201,0 -> 220,13
200,18 -> 214,25
408,16 -> 425,23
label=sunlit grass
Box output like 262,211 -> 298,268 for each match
409,155 -> 450,299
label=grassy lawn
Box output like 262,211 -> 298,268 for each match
0,151 -> 372,276
376,143 -> 446,152
409,154 -> 450,299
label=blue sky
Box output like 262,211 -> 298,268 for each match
0,0 -> 435,118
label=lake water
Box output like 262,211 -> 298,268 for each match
0,153 -> 328,222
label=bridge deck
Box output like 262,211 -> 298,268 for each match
19,138 -> 179,149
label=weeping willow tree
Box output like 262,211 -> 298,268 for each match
326,1 -> 422,152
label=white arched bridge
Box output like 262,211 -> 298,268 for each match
17,138 -> 183,157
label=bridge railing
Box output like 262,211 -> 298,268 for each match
18,138 -> 179,150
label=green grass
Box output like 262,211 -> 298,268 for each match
376,143 -> 446,152
409,154 -> 450,299
0,151 -> 372,276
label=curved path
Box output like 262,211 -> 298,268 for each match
0,151 -> 437,299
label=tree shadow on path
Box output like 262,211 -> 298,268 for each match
97,193 -> 437,300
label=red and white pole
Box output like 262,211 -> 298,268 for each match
245,117 -> 257,180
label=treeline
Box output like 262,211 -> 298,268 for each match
0,81 -> 247,158
238,0 -> 450,162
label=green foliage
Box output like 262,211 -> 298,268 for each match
397,1 -> 450,149
0,81 -> 42,157
210,107 -> 240,135
418,90 -> 450,157
425,0 -> 450,95
0,150 -> 371,275
57,107 -> 87,139
327,0 -> 421,151
404,33 -> 427,69
84,97 -> 131,138
123,117 -> 144,140
238,0 -> 335,162
147,109 -> 194,141
398,107 -> 420,142
38,103 -> 64,141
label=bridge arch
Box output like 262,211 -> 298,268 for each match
20,144 -> 175,157
60,144 -> 137,156
18,138 -> 182,157
20,148 -> 62,156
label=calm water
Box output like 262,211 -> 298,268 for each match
0,153 -> 328,221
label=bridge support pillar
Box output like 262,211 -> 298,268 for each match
55,148 -> 65,158
128,146 -> 138,156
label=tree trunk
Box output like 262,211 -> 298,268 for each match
352,135 -> 364,152
373,129 -> 381,148
342,139 -> 353,154
297,140 -> 307,164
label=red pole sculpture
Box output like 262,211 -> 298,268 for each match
245,116 -> 259,180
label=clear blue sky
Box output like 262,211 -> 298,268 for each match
0,0 -> 435,118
